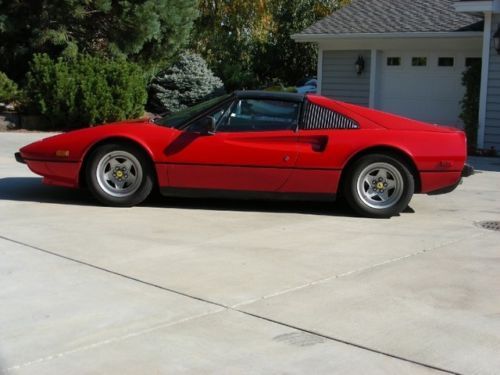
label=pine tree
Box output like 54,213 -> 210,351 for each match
148,52 -> 224,114
0,0 -> 198,81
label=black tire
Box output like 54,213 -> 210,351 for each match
343,154 -> 414,218
86,143 -> 154,207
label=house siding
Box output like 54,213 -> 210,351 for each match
485,14 -> 500,150
322,50 -> 371,106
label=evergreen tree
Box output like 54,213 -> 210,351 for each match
26,53 -> 147,129
0,0 -> 198,81
0,72 -> 19,104
148,52 -> 224,114
460,61 -> 481,148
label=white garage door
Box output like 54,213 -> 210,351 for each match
378,51 -> 475,127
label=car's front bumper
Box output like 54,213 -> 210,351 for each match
15,152 -> 26,164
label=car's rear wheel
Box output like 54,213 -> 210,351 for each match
344,154 -> 414,218
86,143 -> 154,206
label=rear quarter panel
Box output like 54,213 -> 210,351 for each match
305,95 -> 467,172
314,129 -> 467,173
298,96 -> 467,194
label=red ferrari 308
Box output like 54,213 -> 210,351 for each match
16,91 -> 473,218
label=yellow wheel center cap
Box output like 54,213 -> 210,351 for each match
116,171 -> 123,178
377,182 -> 384,190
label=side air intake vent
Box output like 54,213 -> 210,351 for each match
302,101 -> 359,130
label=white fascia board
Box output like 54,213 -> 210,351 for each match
292,32 -> 483,43
477,12 -> 492,148
368,49 -> 378,109
454,1 -> 494,13
317,47 -> 323,96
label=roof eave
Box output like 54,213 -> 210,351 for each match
292,31 -> 484,43
454,1 -> 498,13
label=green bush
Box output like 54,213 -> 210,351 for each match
0,72 -> 20,103
264,85 -> 298,93
26,54 -> 147,129
460,61 -> 481,148
148,52 -> 224,114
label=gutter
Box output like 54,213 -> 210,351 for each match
292,31 -> 483,43
454,1 -> 499,13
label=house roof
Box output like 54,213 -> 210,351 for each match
299,0 -> 483,35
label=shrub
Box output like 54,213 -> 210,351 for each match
460,61 -> 481,148
148,52 -> 224,114
0,72 -> 20,104
264,85 -> 298,93
26,54 -> 147,129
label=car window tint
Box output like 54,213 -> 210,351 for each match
187,101 -> 233,132
156,94 -> 231,128
217,99 -> 299,132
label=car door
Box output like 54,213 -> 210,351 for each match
165,97 -> 300,192
281,99 -> 361,194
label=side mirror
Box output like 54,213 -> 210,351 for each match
199,116 -> 216,135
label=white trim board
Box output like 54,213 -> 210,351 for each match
369,49 -> 379,109
316,37 -> 482,53
293,32 -> 483,43
454,1 -> 495,13
317,47 -> 323,96
478,12 -> 492,148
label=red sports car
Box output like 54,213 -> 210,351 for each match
16,91 -> 473,218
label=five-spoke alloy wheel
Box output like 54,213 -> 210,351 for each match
86,143 -> 154,206
344,154 -> 415,218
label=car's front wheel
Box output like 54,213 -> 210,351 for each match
86,143 -> 154,207
344,154 -> 415,218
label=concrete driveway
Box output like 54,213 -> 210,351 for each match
1,133 -> 499,375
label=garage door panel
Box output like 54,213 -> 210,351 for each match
378,51 -> 475,127
380,98 -> 462,126
381,77 -> 464,100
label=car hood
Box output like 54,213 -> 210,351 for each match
19,118 -> 175,162
336,102 -> 462,133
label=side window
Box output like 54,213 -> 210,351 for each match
187,101 -> 233,132
465,57 -> 481,67
387,57 -> 401,66
438,57 -> 454,67
217,99 -> 300,132
412,57 -> 427,67
302,101 -> 359,130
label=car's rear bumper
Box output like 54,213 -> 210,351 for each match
15,152 -> 26,164
425,164 -> 474,195
462,163 -> 474,178
427,179 -> 462,195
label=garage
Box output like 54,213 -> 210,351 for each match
293,0 -> 487,137
377,51 -> 479,127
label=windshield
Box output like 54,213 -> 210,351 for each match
155,94 -> 232,128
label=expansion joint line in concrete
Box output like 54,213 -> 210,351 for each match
1,234 -> 472,375
231,233 -> 485,308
